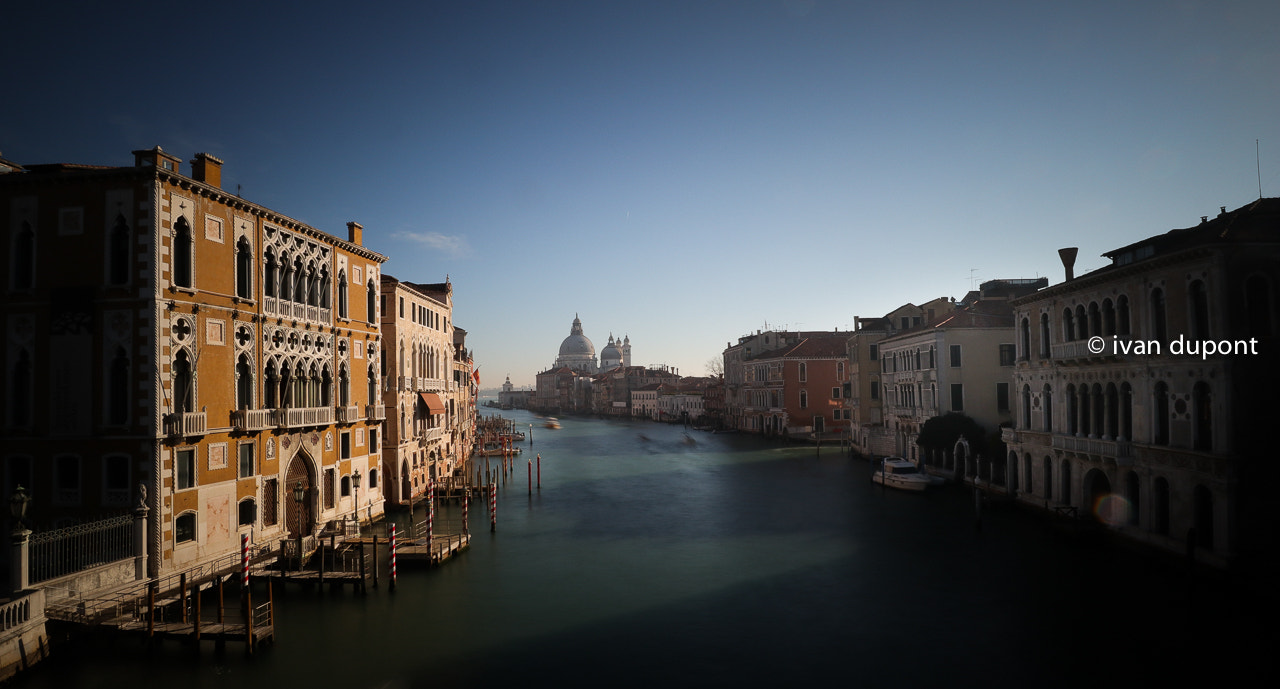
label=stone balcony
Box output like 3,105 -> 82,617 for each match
336,405 -> 361,424
231,408 -> 274,432
163,411 -> 207,438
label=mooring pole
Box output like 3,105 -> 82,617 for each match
180,573 -> 188,623
537,453 -> 541,489
372,534 -> 380,588
389,523 -> 398,592
489,482 -> 497,532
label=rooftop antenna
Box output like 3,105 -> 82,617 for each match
1258,139 -> 1263,199
969,268 -> 979,291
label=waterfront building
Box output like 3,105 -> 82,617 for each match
450,326 -> 476,474
846,298 -> 955,457
723,331 -> 850,438
876,280 -> 1044,475
379,276 -> 466,503
1,147 -> 387,578
497,375 -> 533,409
1002,200 -> 1280,567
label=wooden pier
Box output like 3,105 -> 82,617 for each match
395,532 -> 471,565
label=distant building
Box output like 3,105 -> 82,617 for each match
723,331 -> 850,438
497,375 -> 533,409
1003,200 -> 1280,568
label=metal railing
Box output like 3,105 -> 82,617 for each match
28,513 -> 134,585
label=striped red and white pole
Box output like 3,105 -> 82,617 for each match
462,488 -> 469,534
489,481 -> 497,532
427,478 -> 434,546
389,523 -> 398,591
241,533 -> 249,587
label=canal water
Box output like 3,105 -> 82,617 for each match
19,409 -> 1272,688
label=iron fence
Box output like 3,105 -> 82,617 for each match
28,513 -> 134,585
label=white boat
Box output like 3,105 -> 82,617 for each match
872,457 -> 933,492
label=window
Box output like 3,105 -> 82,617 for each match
1039,314 -> 1051,358
950,384 -> 964,412
868,344 -> 878,360
263,478 -> 279,526
1019,319 -> 1030,360
236,354 -> 253,410
340,475 -> 351,498
1189,280 -> 1209,339
369,427 -> 378,452
10,349 -> 32,427
109,347 -> 129,426
831,387 -> 841,399
173,217 -> 193,288
399,296 -> 404,318
338,270 -> 349,318
798,362 -> 807,382
238,443 -> 254,479
949,345 -> 962,367
176,512 -> 196,543
367,280 -> 377,324
176,448 -> 196,490
369,469 -> 379,489
1116,295 -> 1131,336
174,349 -> 194,414
996,382 -> 1010,414
341,432 -> 351,459
870,379 -> 879,399
236,237 -> 253,299
324,468 -> 336,508
264,248 -> 277,298
1153,382 -> 1170,445
999,344 -> 1016,367
104,455 -> 130,506
799,390 -> 808,409
1151,288 -> 1167,342
238,499 -> 256,527
110,215 -> 130,285
12,222 -> 34,290
1244,275 -> 1273,337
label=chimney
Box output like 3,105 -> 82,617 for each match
133,146 -> 182,173
190,153 -> 223,188
1058,247 -> 1078,282
347,221 -> 363,246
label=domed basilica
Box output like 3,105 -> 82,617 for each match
555,314 -> 630,374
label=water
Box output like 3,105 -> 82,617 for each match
20,410 -> 1273,688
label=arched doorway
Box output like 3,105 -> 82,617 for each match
284,451 -> 315,538
1084,468 -> 1113,523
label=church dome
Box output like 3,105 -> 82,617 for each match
558,316 -> 596,358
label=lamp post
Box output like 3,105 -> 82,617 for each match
351,468 -> 362,537
10,485 -> 31,593
293,481 -> 305,571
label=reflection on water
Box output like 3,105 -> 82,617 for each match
20,410 -> 1272,688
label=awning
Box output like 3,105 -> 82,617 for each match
418,392 -> 447,414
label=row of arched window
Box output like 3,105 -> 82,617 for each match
1019,276 -> 1274,358
9,216 -> 132,292
881,345 -> 936,373
402,340 -> 449,380
1016,381 -> 1213,451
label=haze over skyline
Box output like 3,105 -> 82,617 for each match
6,1 -> 1279,387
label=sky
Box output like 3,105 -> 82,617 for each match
5,0 -> 1279,387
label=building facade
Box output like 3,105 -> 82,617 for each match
379,277 -> 464,504
1003,201 -> 1280,567
2,147 -> 387,578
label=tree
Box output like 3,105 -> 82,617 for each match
916,412 -> 986,456
705,356 -> 724,378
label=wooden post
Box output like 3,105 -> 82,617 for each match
372,534 -> 379,588
537,453 -> 541,489
244,582 -> 254,656
318,536 -> 325,587
528,459 -> 532,495
148,581 -> 156,638
180,573 -> 188,623
217,577 -> 225,624
194,583 -> 202,642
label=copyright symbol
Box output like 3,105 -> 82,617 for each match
1087,336 -> 1105,354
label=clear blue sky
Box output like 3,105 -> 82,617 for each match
6,1 -> 1278,387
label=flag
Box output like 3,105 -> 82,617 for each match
472,367 -> 480,385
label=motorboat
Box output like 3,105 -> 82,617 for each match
544,418 -> 561,429
872,457 -> 932,492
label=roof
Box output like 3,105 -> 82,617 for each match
745,334 -> 850,361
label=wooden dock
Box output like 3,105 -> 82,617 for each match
393,532 -> 471,566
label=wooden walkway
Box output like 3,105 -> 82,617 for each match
396,532 -> 471,565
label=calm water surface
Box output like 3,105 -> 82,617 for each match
20,410 -> 1272,688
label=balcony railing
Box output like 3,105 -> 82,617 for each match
164,411 -> 207,437
366,404 -> 387,421
231,408 -> 275,432
277,406 -> 334,429
1051,433 -> 1132,459
336,405 -> 361,424
1051,336 -> 1141,362
399,375 -> 414,392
